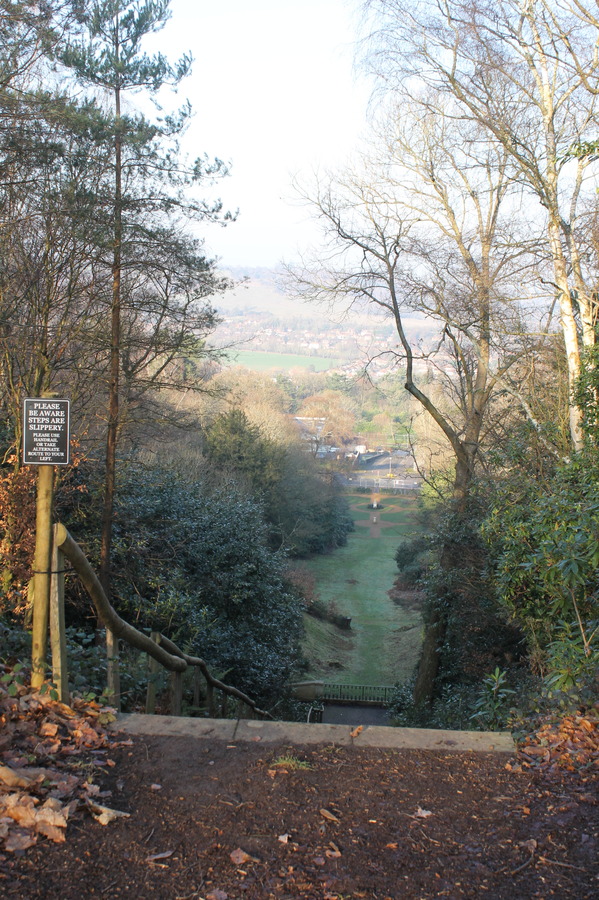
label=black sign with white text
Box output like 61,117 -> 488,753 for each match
23,399 -> 70,466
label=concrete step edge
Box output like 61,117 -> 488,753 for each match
114,713 -> 514,754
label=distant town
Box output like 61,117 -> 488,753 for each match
211,268 -> 443,380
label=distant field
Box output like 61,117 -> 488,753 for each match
225,350 -> 339,372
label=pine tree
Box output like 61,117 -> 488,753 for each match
59,0 -> 232,701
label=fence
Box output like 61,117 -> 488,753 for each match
322,683 -> 395,705
355,478 -> 420,492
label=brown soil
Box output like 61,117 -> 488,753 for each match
4,731 -> 598,900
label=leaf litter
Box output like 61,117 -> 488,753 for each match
2,677 -> 598,899
510,703 -> 599,775
0,664 -> 131,853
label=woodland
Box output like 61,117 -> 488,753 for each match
0,0 -> 598,737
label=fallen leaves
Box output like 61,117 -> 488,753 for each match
39,721 -> 59,738
0,793 -> 69,844
5,829 -> 37,852
0,663 -> 129,854
0,763 -> 33,788
145,849 -> 174,863
319,808 -> 340,823
229,847 -> 258,866
411,806 -> 433,819
85,797 -> 131,826
520,838 -> 538,853
511,838 -> 538,875
325,841 -> 342,859
514,704 -> 599,775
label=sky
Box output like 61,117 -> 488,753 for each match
150,0 -> 372,269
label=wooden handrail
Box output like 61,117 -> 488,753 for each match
54,523 -> 272,719
157,634 -> 272,715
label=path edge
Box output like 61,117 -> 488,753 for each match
114,713 -> 514,753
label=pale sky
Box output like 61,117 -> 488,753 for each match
153,0 -> 371,268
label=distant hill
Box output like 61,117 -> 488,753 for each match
216,267 -> 306,319
214,267 -> 439,349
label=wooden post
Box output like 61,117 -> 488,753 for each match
193,667 -> 202,708
239,700 -> 253,720
106,627 -> 121,711
145,631 -> 161,714
49,527 -> 69,704
206,681 -> 215,718
31,465 -> 54,689
169,670 -> 182,716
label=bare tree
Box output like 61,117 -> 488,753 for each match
0,104 -> 113,458
363,0 -> 599,450
290,104 -> 549,702
296,389 -> 357,456
291,106 -> 537,503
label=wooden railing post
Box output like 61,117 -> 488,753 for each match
170,670 -> 183,716
106,627 -> 121,711
206,681 -> 215,717
145,631 -> 161,714
49,527 -> 69,704
31,465 -> 54,689
193,667 -> 202,708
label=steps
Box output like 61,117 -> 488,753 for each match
115,713 -> 514,753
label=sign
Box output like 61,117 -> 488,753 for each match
23,399 -> 70,466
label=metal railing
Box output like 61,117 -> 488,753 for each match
322,683 -> 395,704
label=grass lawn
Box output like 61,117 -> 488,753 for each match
299,494 -> 422,687
225,350 -> 339,372
349,502 -> 372,516
373,509 -> 413,525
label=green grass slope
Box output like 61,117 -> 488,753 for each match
299,494 -> 422,687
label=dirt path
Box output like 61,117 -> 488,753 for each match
5,732 -> 597,900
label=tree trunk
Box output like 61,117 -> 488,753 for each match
412,442 -> 478,704
547,216 -> 585,451
413,609 -> 446,706
99,53 -> 123,709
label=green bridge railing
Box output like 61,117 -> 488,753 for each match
322,683 -> 395,704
